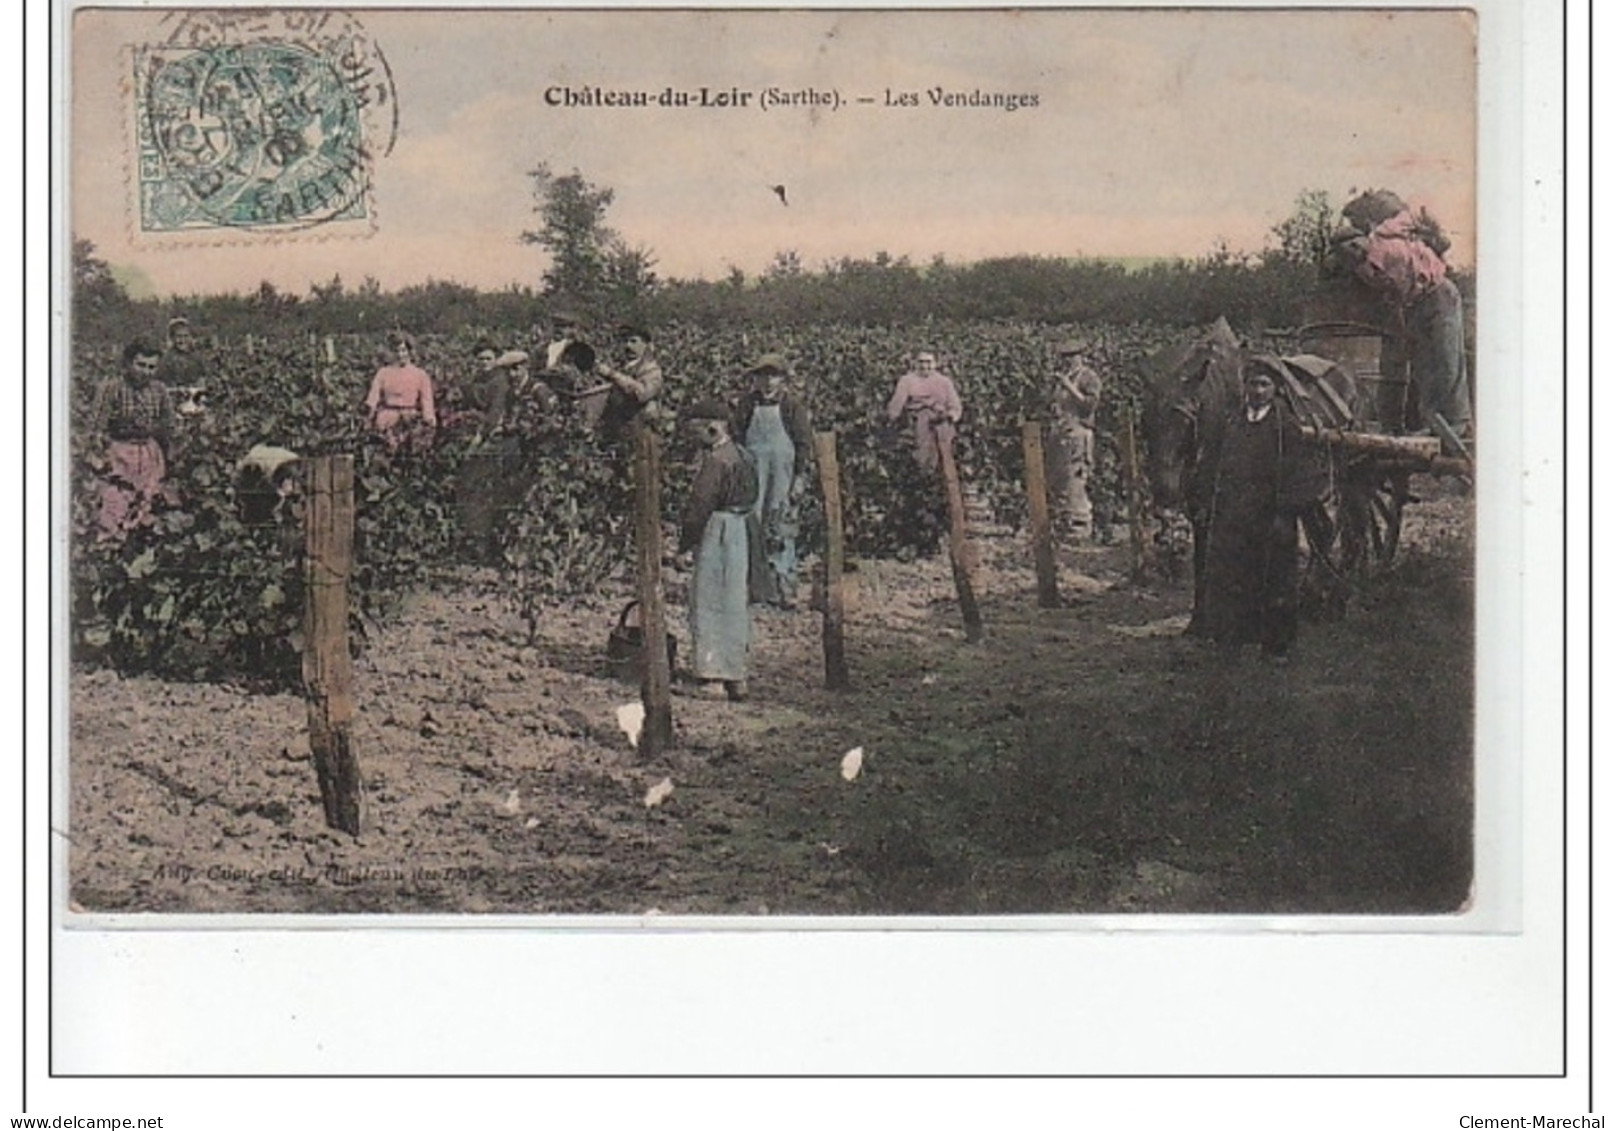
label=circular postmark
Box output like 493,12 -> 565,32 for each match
135,9 -> 397,234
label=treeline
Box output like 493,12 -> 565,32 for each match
653,250 -> 1329,330
75,246 -> 1386,345
75,178 -> 1475,343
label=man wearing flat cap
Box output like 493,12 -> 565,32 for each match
734,353 -> 813,608
591,325 -> 665,438
679,399 -> 768,700
1047,338 -> 1103,540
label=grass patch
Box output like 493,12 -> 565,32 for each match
804,544 -> 1473,913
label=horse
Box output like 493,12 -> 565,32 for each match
1145,318 -> 1363,635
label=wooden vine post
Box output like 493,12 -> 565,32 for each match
813,431 -> 851,690
303,455 -> 365,835
934,426 -> 984,643
633,420 -> 674,757
1020,420 -> 1060,609
1121,408 -> 1152,584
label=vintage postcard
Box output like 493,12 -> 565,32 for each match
44,0 -> 1580,1097
62,5 -> 1490,923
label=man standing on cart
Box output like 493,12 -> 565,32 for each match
1334,193 -> 1472,452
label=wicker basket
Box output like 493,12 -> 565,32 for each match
605,600 -> 678,682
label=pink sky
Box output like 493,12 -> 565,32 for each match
71,7 -> 1476,297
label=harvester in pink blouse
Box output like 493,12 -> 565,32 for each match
365,331 -> 438,450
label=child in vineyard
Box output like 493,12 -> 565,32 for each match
734,353 -> 812,609
364,331 -> 438,450
88,337 -> 176,542
679,399 -> 770,701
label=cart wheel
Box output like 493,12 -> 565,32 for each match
1367,471 -> 1409,565
1339,467 -> 1410,573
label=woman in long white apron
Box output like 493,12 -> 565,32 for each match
680,400 -> 763,701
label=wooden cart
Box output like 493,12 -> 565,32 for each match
1271,321 -> 1473,574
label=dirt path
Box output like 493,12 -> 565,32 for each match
68,478 -> 1474,915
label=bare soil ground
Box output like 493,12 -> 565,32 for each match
68,477 -> 1474,916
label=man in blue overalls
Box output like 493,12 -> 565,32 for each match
733,354 -> 814,610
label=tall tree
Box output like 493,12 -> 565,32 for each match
1267,189 -> 1337,270
522,164 -> 657,312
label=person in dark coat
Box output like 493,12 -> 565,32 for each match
1199,358 -> 1330,658
454,344 -> 527,563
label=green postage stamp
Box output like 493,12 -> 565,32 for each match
131,9 -> 395,235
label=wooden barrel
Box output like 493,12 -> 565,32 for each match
1297,322 -> 1409,433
